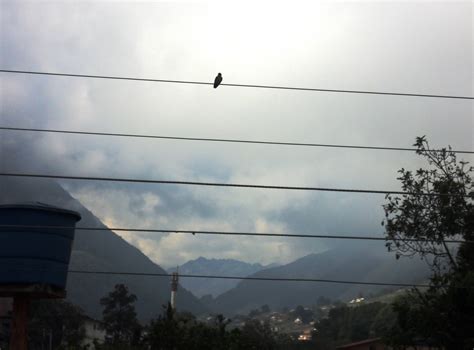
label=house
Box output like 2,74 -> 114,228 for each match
82,317 -> 106,349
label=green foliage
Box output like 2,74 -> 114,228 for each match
28,300 -> 86,349
383,136 -> 473,276
384,273 -> 474,349
100,284 -> 141,346
144,303 -> 292,349
237,319 -> 292,350
145,303 -> 231,349
382,137 -> 474,349
314,302 -> 390,347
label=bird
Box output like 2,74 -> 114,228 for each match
214,73 -> 222,88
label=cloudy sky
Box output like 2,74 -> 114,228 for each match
1,1 -> 472,268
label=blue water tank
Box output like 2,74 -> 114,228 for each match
0,203 -> 81,291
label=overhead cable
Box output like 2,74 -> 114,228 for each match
1,69 -> 472,100
1,126 -> 472,155
0,224 -> 469,244
67,270 -> 433,288
0,172 -> 470,198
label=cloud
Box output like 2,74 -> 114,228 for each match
1,1 -> 472,267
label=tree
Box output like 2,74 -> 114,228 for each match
314,302 -> 389,346
145,304 -> 294,350
100,284 -> 141,346
382,136 -> 474,349
260,304 -> 271,314
145,304 -> 235,350
238,319 -> 291,350
28,300 -> 86,349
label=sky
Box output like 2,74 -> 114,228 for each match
0,0 -> 472,268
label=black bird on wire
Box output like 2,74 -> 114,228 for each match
214,73 -> 222,88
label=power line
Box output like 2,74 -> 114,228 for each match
0,172 -> 469,198
0,224 -> 469,244
67,269 -> 433,288
5,267 -> 471,289
2,126 -> 472,155
1,69 -> 473,100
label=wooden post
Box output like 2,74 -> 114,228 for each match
10,295 -> 29,350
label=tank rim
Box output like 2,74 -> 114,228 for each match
0,202 -> 81,221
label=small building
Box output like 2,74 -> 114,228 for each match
82,317 -> 106,349
349,297 -> 365,304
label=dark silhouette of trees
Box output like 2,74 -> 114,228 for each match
314,302 -> 389,348
382,136 -> 474,349
145,303 -> 235,349
144,303 -> 293,349
28,300 -> 86,349
100,284 -> 141,347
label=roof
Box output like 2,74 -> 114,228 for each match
336,338 -> 382,349
0,202 -> 81,221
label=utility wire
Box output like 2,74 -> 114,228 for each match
64,270 -> 471,290
67,269 -> 433,288
1,69 -> 473,100
1,126 -> 472,155
0,224 -> 469,244
2,268 -> 439,288
0,172 -> 470,198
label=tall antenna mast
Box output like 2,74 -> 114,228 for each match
170,267 -> 179,310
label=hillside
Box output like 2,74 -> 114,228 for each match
211,244 -> 429,315
0,177 -> 206,321
167,257 -> 276,297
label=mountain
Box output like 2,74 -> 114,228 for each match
211,244 -> 429,316
0,177 -> 206,321
167,257 -> 276,298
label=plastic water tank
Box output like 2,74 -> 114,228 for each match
0,203 -> 81,290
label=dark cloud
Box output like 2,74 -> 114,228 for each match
1,1 -> 472,266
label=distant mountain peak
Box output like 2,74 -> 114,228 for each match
170,257 -> 271,298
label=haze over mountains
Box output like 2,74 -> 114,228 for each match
167,257 -> 279,297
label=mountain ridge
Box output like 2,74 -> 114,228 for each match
211,245 -> 429,315
167,256 -> 278,297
